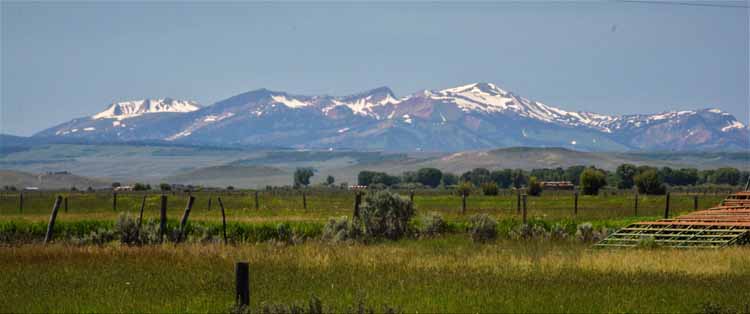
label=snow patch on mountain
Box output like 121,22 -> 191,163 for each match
92,99 -> 199,120
271,95 -> 309,108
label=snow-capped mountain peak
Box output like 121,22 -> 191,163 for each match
92,98 -> 199,120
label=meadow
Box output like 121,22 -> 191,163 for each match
0,189 -> 746,313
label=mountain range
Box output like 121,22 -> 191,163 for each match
33,83 -> 749,152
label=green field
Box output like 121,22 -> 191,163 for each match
1,189 -> 747,313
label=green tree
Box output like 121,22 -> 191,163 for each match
710,167 -> 741,185
133,183 -> 149,191
159,183 -> 171,191
565,166 -> 586,185
460,168 -> 491,186
527,176 -> 542,196
326,175 -> 335,185
441,172 -> 459,186
490,169 -> 513,188
481,182 -> 499,196
634,169 -> 666,195
416,168 -> 443,188
294,167 -> 315,187
616,163 -> 638,189
510,169 -> 528,188
580,168 -> 607,195
456,181 -> 473,196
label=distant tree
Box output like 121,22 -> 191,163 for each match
111,182 -> 121,188
481,182 -> 499,196
580,168 -> 607,195
326,175 -> 335,185
565,166 -> 586,185
710,167 -> 741,185
527,177 -> 542,196
146,184 -> 152,190
634,170 -> 666,195
456,181 -> 473,196
616,164 -> 638,189
490,169 -> 513,188
294,167 -> 315,187
510,169 -> 528,188
416,168 -> 443,188
159,183 -> 172,191
358,170 -> 399,187
461,168 -> 491,186
401,171 -> 418,183
70,186 -> 78,192
86,186 -> 94,192
133,183 -> 149,191
226,186 -> 235,191
441,172 -> 459,187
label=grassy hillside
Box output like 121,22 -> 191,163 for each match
0,169 -> 109,190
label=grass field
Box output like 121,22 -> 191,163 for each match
0,189 -> 745,313
2,238 -> 749,313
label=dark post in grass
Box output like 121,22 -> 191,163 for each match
19,192 -> 24,213
177,195 -> 196,243
693,195 -> 699,210
235,262 -> 250,308
218,197 -> 228,245
207,196 -> 212,211
353,192 -> 362,219
573,191 -> 579,216
634,191 -> 639,216
522,194 -> 527,224
516,190 -> 521,214
409,190 -> 414,203
461,191 -> 467,215
136,194 -> 147,238
44,195 -> 63,244
254,191 -> 259,210
159,194 -> 168,243
302,191 -> 307,210
112,192 -> 118,212
664,192 -> 671,219
64,196 -> 68,213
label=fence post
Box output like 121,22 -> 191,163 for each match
353,192 -> 362,219
44,196 -> 63,244
409,190 -> 414,203
693,195 -> 698,210
159,194 -> 168,243
112,192 -> 118,212
664,192 -> 671,219
254,191 -> 259,210
64,196 -> 68,213
302,191 -> 307,210
461,191 -> 467,215
136,195 -> 147,238
522,194 -> 527,224
218,197 -> 228,245
634,191 -> 639,216
516,190 -> 521,214
235,262 -> 250,308
19,192 -> 24,213
573,191 -> 579,216
178,196 -> 196,243
208,197 -> 212,211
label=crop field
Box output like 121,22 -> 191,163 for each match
1,189 -> 747,313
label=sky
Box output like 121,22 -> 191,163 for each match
1,1 -> 748,136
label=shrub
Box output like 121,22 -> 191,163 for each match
419,212 -> 447,237
321,217 -> 361,242
481,182 -> 499,196
456,181 -> 473,196
635,169 -> 666,195
114,213 -> 140,245
527,176 -> 542,196
359,191 -> 415,240
637,236 -> 659,249
468,214 -> 497,243
575,223 -> 595,242
580,168 -> 607,195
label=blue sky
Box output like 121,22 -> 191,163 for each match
1,1 -> 748,136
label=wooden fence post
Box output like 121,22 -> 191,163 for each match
136,195 -> 147,238
353,192 -> 362,219
254,191 -> 259,210
178,196 -> 196,243
461,192 -> 467,215
522,194 -> 527,224
19,192 -> 24,213
573,191 -> 579,216
516,190 -> 521,214
64,196 -> 68,213
159,194 -> 168,243
44,196 -> 63,244
235,262 -> 250,308
207,197 -> 212,211
218,197 -> 228,245
664,192 -> 671,219
409,190 -> 414,203
634,191 -> 639,216
302,191 -> 307,210
693,195 -> 699,210
112,192 -> 118,212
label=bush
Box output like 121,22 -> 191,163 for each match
322,217 -> 361,242
456,181 -> 473,196
359,191 -> 415,240
580,168 -> 607,195
527,176 -> 542,196
481,182 -> 499,196
114,213 -> 140,245
419,212 -> 447,237
635,170 -> 666,195
468,214 -> 497,243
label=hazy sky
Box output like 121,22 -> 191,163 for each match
2,1 -> 748,136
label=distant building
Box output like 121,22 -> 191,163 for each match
540,181 -> 575,190
114,186 -> 134,192
23,187 -> 40,191
348,185 -> 367,190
